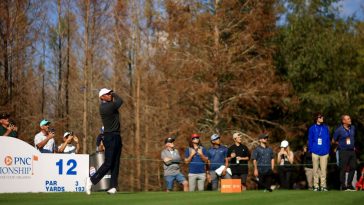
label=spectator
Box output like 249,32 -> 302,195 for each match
96,126 -> 105,152
302,145 -> 314,190
34,119 -> 56,153
184,133 -> 209,191
308,112 -> 330,191
207,134 -> 231,191
277,140 -> 294,189
333,114 -> 357,191
58,131 -> 80,154
0,113 -> 18,137
227,132 -> 250,190
161,136 -> 188,192
251,133 -> 275,192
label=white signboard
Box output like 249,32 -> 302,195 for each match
0,137 -> 89,193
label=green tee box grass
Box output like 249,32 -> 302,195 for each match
0,191 -> 363,205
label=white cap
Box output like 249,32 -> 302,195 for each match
99,88 -> 112,98
63,132 -> 72,138
280,140 -> 289,148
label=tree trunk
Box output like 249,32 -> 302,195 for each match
213,0 -> 220,130
65,6 -> 70,129
144,107 -> 149,191
82,0 -> 90,154
135,68 -> 141,191
57,0 -> 63,119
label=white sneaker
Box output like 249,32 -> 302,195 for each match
107,187 -> 117,194
85,177 -> 92,195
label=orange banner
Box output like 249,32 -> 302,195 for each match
220,179 -> 241,193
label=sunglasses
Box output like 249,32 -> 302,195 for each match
192,138 -> 200,140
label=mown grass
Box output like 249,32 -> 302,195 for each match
0,190 -> 363,205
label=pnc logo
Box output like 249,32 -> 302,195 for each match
4,155 -> 13,166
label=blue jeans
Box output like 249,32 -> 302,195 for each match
165,173 -> 186,190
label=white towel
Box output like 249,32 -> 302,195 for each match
215,165 -> 232,176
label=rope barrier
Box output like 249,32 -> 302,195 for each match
119,156 -> 363,167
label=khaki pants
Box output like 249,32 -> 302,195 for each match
312,153 -> 328,188
188,173 -> 206,191
304,167 -> 315,189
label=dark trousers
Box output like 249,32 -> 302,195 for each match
91,132 -> 122,188
232,174 -> 248,186
278,166 -> 292,189
339,150 -> 356,187
258,170 -> 273,190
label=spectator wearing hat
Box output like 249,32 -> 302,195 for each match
333,114 -> 357,191
308,112 -> 331,191
58,132 -> 80,154
185,133 -> 209,191
86,88 -> 123,195
161,137 -> 188,192
207,134 -> 231,191
0,113 -> 18,137
227,132 -> 250,190
251,133 -> 275,192
277,140 -> 294,189
34,119 -> 56,153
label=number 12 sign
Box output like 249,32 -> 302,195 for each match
0,137 -> 89,193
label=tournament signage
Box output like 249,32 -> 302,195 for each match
0,137 -> 89,193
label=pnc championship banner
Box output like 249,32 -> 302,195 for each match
0,137 -> 89,193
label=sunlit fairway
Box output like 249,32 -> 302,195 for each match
0,190 -> 363,205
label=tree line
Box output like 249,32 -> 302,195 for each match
0,0 -> 363,191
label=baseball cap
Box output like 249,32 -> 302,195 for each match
210,134 -> 220,141
0,113 -> 10,119
233,132 -> 242,139
164,137 -> 175,144
63,131 -> 72,138
39,119 -> 50,126
191,133 -> 200,139
99,88 -> 112,98
258,133 -> 269,139
280,140 -> 289,148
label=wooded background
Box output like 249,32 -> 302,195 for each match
1,0 -> 364,191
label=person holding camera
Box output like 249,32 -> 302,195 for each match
184,133 -> 208,191
277,140 -> 294,189
34,119 -> 56,153
0,113 -> 18,138
58,131 -> 80,154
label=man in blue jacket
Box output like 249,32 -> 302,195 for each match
308,112 -> 330,191
333,114 -> 357,191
